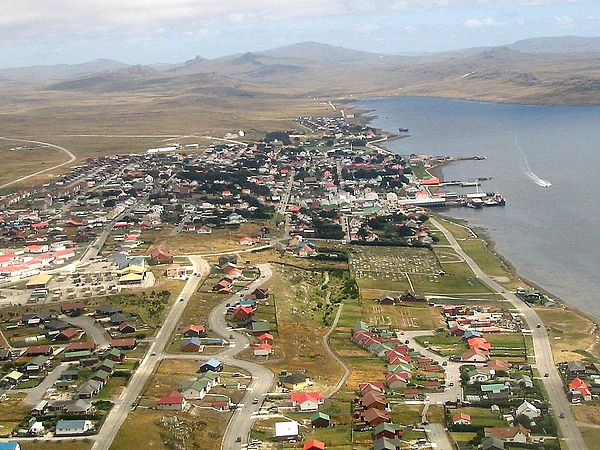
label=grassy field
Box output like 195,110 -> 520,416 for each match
580,426 -> 600,450
452,407 -> 507,427
112,408 -> 229,450
258,266 -> 344,392
155,222 -> 268,255
0,145 -> 70,188
0,394 -> 29,437
535,306 -> 600,363
360,301 -> 443,330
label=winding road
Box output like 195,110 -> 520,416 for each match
206,263 -> 274,450
430,217 -> 587,450
0,136 -> 76,190
92,255 -> 210,450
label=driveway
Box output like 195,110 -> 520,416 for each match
64,314 -> 110,347
17,363 -> 70,406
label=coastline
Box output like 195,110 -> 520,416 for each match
354,103 -> 600,326
343,93 -> 600,109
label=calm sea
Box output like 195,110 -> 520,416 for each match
359,96 -> 600,318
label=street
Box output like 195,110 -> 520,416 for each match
430,217 -> 587,450
91,255 -> 210,450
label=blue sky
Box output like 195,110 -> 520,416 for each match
1,0 -> 599,68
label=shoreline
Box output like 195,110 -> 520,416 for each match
353,102 -> 600,326
342,93 -> 600,109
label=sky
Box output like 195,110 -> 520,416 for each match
1,0 -> 599,68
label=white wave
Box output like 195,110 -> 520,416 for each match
514,131 -> 552,188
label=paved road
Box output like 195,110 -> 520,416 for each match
426,422 -> 453,450
430,217 -> 587,450
65,314 -> 110,348
0,136 -> 76,190
18,363 -> 70,406
205,263 -> 275,450
277,170 -> 295,215
91,256 -> 210,450
402,330 -> 463,404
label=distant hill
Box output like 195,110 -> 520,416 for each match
3,37 -> 600,105
0,58 -> 127,83
256,41 -> 396,64
508,36 -> 600,54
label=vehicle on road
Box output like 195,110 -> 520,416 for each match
253,397 -> 259,404
544,373 -> 549,377
560,412 -> 565,418
235,437 -> 241,442
537,322 -> 542,328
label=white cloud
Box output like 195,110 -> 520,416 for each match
553,14 -> 576,25
464,17 -> 505,29
0,0 -> 586,44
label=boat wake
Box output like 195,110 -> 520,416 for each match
514,131 -> 552,188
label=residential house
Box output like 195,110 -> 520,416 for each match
484,424 -> 530,444
78,380 -> 103,399
25,345 -> 54,357
304,440 -> 326,450
117,322 -> 136,334
182,337 -> 203,353
569,377 -> 592,402
452,413 -> 472,425
156,391 -> 187,411
149,247 -> 173,265
291,392 -> 324,412
516,401 -> 541,420
258,332 -> 274,345
362,408 -> 391,427
311,412 -> 331,428
373,437 -> 401,450
199,358 -> 223,373
274,421 -> 300,441
181,324 -> 206,337
462,348 -> 489,363
181,379 -> 211,400
111,338 -> 137,350
61,302 -> 85,316
251,321 -> 271,335
373,423 -> 404,440
25,356 -> 50,373
481,436 -> 505,450
400,291 -> 426,303
55,419 -> 93,436
280,373 -> 308,390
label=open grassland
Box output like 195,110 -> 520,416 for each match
435,216 -> 524,290
112,408 -> 228,450
0,84 -> 333,189
535,306 -> 600,363
581,426 -> 600,450
259,266 -> 344,392
0,394 -> 29,437
155,222 -> 267,255
0,145 -> 69,188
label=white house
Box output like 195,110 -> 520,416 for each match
275,421 -> 300,441
516,401 -> 541,420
